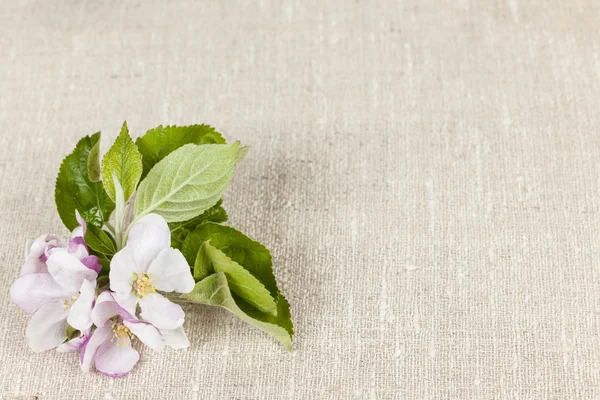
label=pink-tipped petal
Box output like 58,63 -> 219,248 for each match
112,292 -> 139,320
29,235 -> 64,260
81,256 -> 102,274
139,293 -> 185,330
147,248 -> 195,294
21,235 -> 64,275
67,279 -> 96,331
92,291 -> 138,327
80,324 -> 112,373
57,329 -> 90,353
124,320 -> 165,352
47,248 -> 97,293
126,214 -> 171,272
91,291 -> 119,327
95,336 -> 139,377
10,273 -> 71,314
67,237 -> 89,260
72,210 -> 88,239
26,301 -> 69,353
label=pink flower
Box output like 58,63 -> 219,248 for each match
10,213 -> 100,352
81,291 -> 178,377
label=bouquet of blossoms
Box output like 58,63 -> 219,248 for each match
10,123 -> 293,377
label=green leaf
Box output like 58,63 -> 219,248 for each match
96,256 -> 111,275
135,124 -> 226,178
169,200 -> 228,249
55,133 -> 115,230
101,122 -> 143,202
193,241 -> 214,281
195,241 -> 277,315
236,146 -> 250,163
181,272 -> 293,350
84,224 -> 117,256
181,222 -> 278,297
87,136 -> 101,182
134,142 -> 240,223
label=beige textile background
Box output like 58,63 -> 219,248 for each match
1,1 -> 600,399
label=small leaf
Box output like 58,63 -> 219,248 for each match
87,137 -> 101,182
182,272 -> 293,350
85,224 -> 117,256
134,143 -> 239,223
236,146 -> 250,163
182,222 -> 278,297
136,124 -> 226,178
101,122 -> 143,202
96,255 -> 111,275
196,241 -> 277,315
194,241 -> 214,281
55,133 -> 115,230
169,199 -> 228,249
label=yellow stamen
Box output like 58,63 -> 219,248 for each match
111,323 -> 134,347
132,273 -> 156,297
62,295 -> 79,310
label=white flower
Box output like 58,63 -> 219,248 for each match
109,214 -> 195,334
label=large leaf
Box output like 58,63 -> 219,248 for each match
55,133 -> 115,230
101,122 -> 143,202
133,142 -> 239,223
195,241 -> 277,315
135,124 -> 226,178
87,135 -> 101,182
169,199 -> 228,249
182,272 -> 293,350
182,222 -> 278,297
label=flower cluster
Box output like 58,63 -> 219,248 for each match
11,212 -> 194,377
10,124 -> 293,377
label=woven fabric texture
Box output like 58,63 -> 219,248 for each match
1,1 -> 599,399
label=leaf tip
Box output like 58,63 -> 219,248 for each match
236,146 -> 250,163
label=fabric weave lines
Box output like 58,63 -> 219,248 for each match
0,1 -> 599,398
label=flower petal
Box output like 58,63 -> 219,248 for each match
26,301 -> 69,353
81,256 -> 102,274
95,336 -> 139,377
28,234 -> 64,261
67,279 -> 96,331
80,324 -> 112,373
20,257 -> 48,276
124,320 -> 165,352
139,293 -> 185,330
161,326 -> 190,349
71,210 -> 87,239
10,273 -> 71,314
113,292 -> 139,319
92,291 -> 119,327
147,248 -> 195,294
109,246 -> 141,293
126,214 -> 171,272
67,237 -> 89,260
92,291 -> 138,327
47,248 -> 98,293
57,329 -> 90,353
